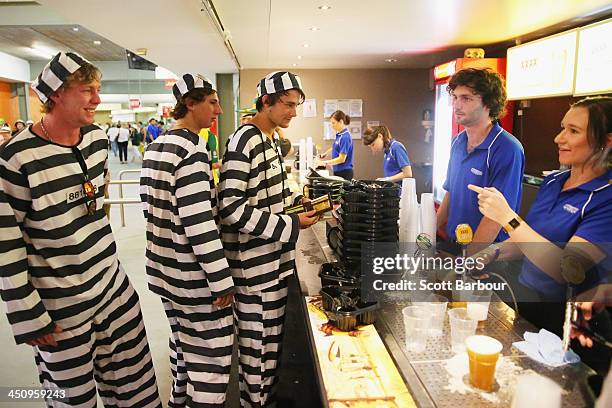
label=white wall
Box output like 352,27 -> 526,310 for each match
0,51 -> 31,83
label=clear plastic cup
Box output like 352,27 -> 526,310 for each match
423,294 -> 448,337
402,306 -> 431,353
466,335 -> 503,391
448,307 -> 478,353
467,290 -> 492,322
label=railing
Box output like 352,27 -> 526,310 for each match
103,169 -> 141,227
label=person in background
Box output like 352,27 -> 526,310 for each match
319,110 -> 354,180
363,125 -> 413,183
436,68 -> 524,249
471,96 -> 611,373
0,125 -> 12,143
12,119 -> 26,136
145,118 -> 161,143
198,127 -> 221,184
130,123 -> 144,162
117,122 -> 130,164
218,71 -> 318,407
141,73 -> 233,407
107,123 -> 119,157
0,51 -> 160,407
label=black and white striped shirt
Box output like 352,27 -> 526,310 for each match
140,128 -> 233,305
218,125 -> 301,292
0,126 -> 127,344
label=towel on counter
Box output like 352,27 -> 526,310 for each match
513,328 -> 580,367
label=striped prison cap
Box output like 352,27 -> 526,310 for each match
31,52 -> 89,103
256,71 -> 303,98
172,73 -> 215,101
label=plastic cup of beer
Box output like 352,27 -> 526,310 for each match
467,290 -> 492,322
423,294 -> 448,337
448,308 -> 478,353
402,306 -> 430,353
465,335 -> 503,391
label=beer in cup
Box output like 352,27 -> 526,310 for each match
466,335 -> 503,391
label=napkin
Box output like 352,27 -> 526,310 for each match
513,328 -> 580,367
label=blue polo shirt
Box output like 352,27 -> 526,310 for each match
147,124 -> 161,141
384,139 -> 411,179
443,123 -> 524,241
519,169 -> 612,298
332,128 -> 353,172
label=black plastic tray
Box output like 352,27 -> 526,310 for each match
341,180 -> 400,197
319,262 -> 360,286
340,201 -> 400,217
338,221 -> 398,235
320,285 -> 379,330
337,208 -> 399,226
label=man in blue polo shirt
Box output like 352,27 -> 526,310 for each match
437,68 -> 524,247
145,118 -> 161,143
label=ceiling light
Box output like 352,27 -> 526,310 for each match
72,26 -> 79,32
303,43 -> 310,48
292,63 -> 297,67
385,58 -> 398,63
318,5 -> 331,10
297,55 -> 302,60
309,26 -> 320,31
93,40 -> 101,45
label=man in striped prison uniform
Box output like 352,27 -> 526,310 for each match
218,71 -> 320,407
0,52 -> 160,407
140,73 -> 235,408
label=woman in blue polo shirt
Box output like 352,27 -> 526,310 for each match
320,110 -> 354,180
470,96 -> 612,335
363,125 -> 413,183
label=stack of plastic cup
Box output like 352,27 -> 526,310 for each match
448,307 -> 478,353
402,306 -> 431,352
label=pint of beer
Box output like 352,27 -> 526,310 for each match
465,335 -> 503,391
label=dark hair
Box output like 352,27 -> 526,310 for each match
171,88 -> 217,119
447,68 -> 507,121
42,63 -> 101,113
363,126 -> 392,148
330,110 -> 350,125
571,96 -> 612,170
255,89 -> 306,112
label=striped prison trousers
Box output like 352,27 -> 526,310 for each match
235,279 -> 289,408
162,299 -> 234,408
33,274 -> 160,407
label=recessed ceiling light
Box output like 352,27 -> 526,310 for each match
303,43 -> 310,48
385,58 -> 398,63
72,26 -> 79,32
93,40 -> 101,45
297,55 -> 303,60
309,26 -> 320,31
318,5 -> 331,10
292,63 -> 297,67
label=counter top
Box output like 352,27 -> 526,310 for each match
294,221 -> 596,407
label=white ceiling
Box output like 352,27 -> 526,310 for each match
214,0 -> 612,69
2,0 -> 612,76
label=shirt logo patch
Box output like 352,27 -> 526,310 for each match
563,204 -> 579,214
270,163 -> 278,170
66,183 -> 98,204
470,167 -> 483,176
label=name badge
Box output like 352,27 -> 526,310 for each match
470,167 -> 483,176
66,183 -> 98,204
563,204 -> 579,214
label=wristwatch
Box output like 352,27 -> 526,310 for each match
503,215 -> 523,233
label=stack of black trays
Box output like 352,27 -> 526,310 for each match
335,180 -> 401,278
304,168 -> 347,203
